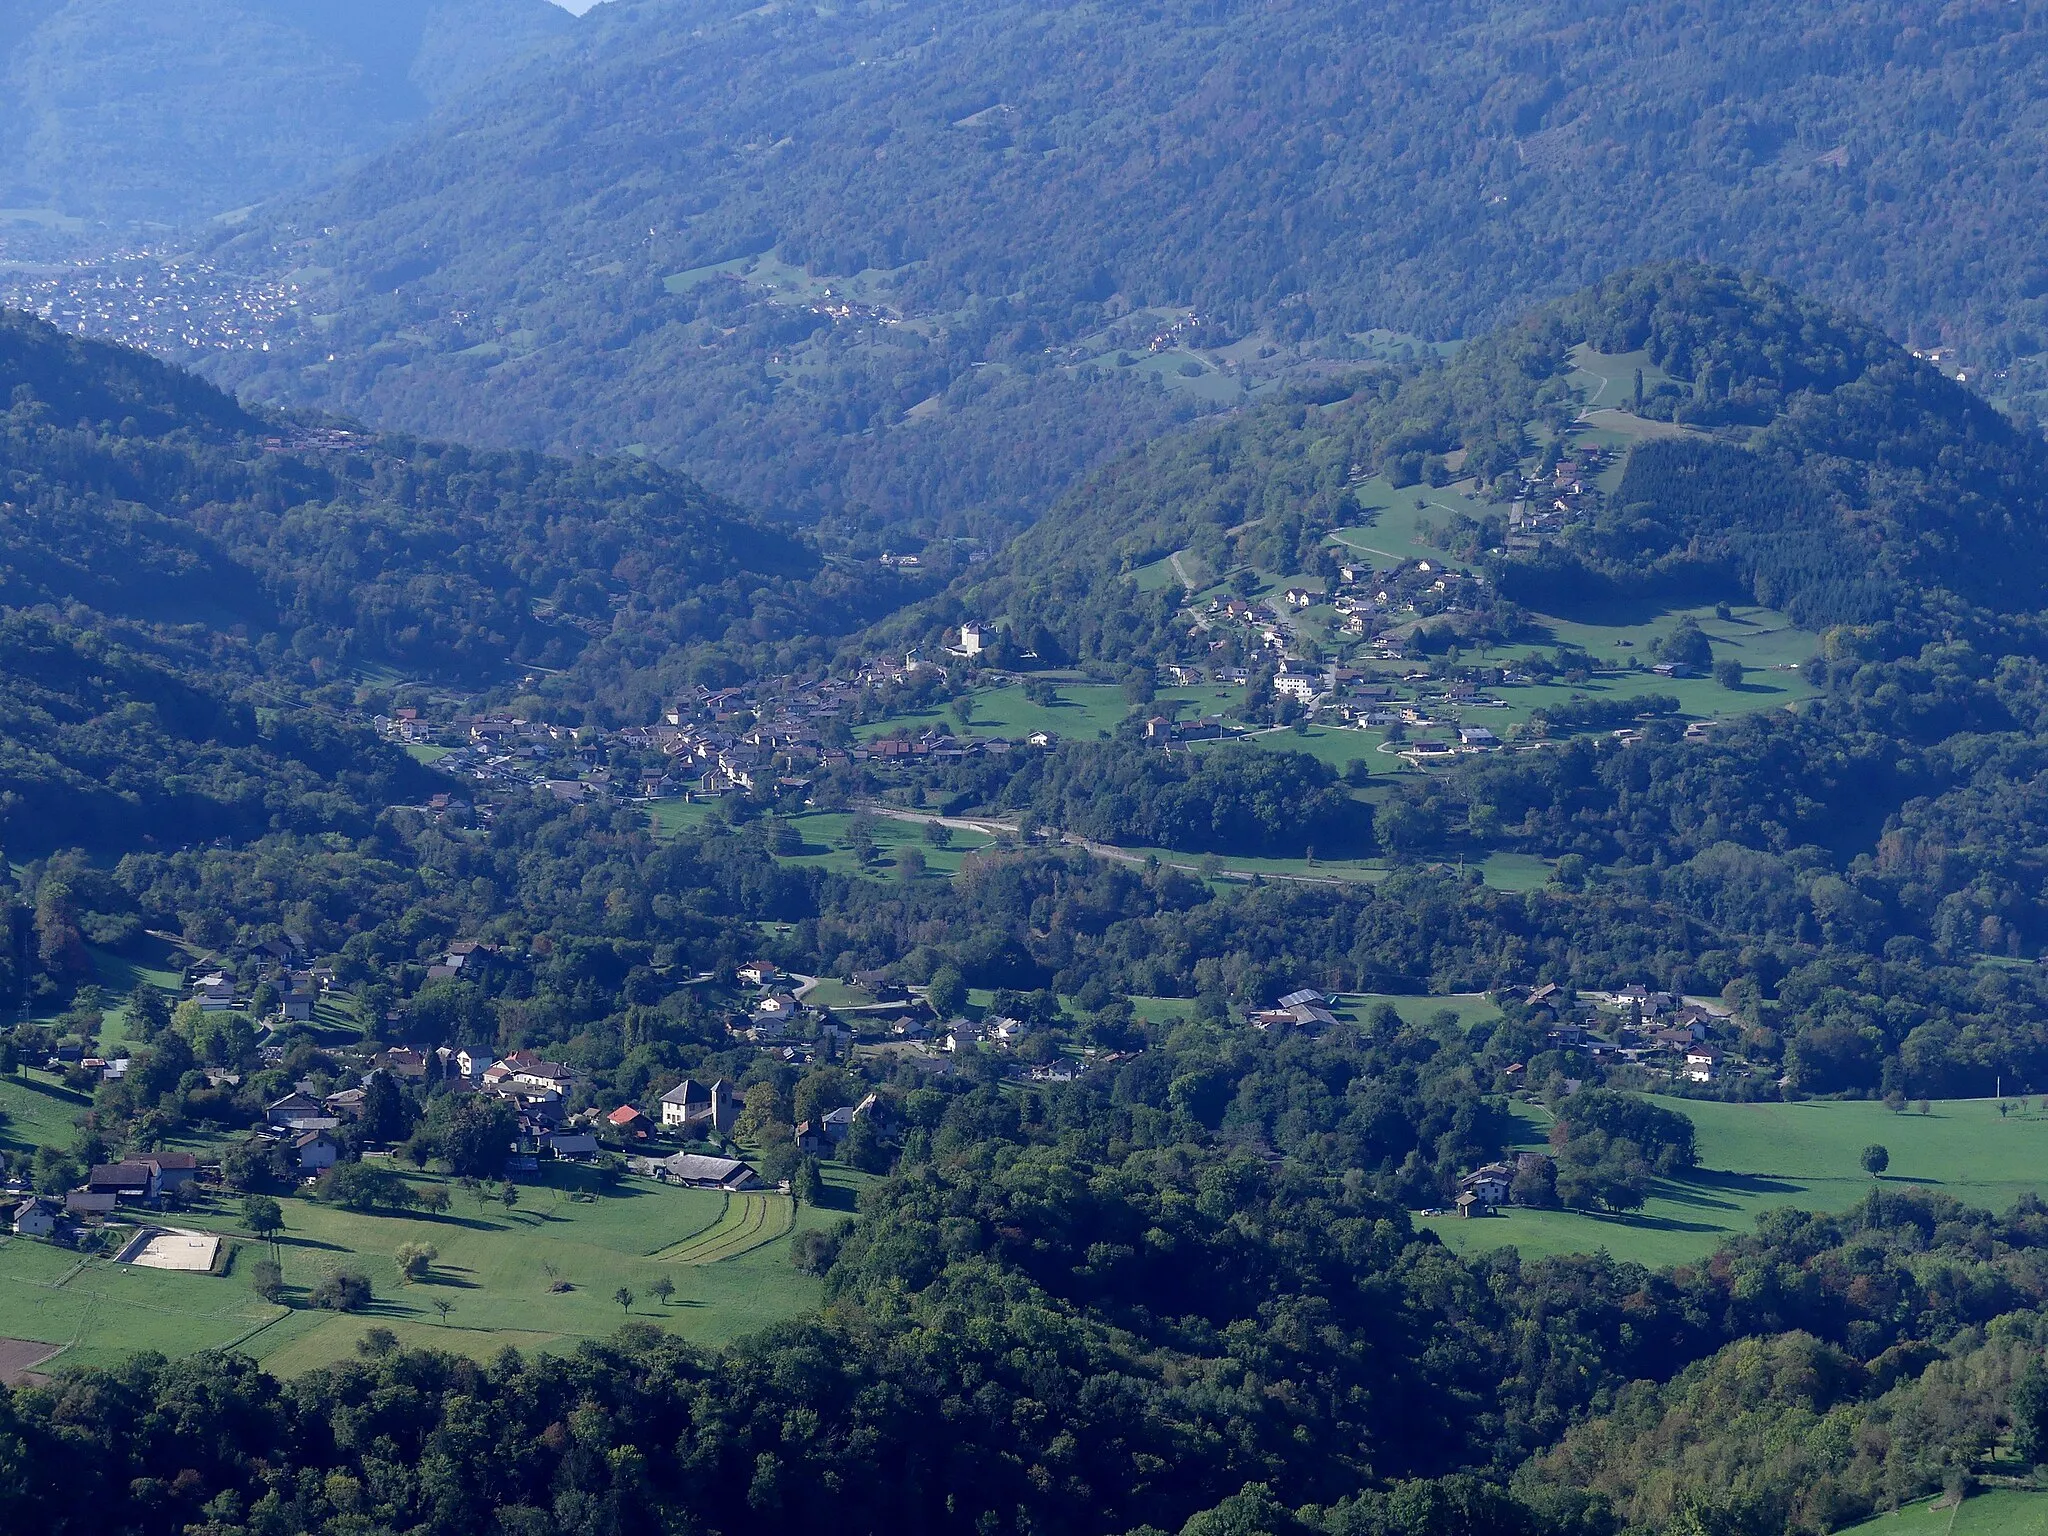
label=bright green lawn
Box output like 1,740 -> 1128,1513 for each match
1339,992 -> 1504,1031
647,799 -> 723,839
0,1070 -> 92,1156
1566,345 -> 1676,410
0,1234 -> 281,1374
1463,603 -> 1821,731
1476,852 -> 1555,891
1837,1491 -> 2048,1536
1330,477 -> 1501,566
0,1161 -> 866,1378
1525,600 -> 1816,674
1426,1095 -> 2048,1267
800,978 -> 878,1009
860,682 -> 1133,744
1132,556 -> 1176,591
775,811 -> 994,880
1236,723 -> 1380,771
1127,995 -> 1200,1026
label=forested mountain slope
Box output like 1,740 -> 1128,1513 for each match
936,265 -> 2048,668
178,0 -> 2048,546
868,268 -> 2048,1089
0,0 -> 574,224
0,307 -> 890,853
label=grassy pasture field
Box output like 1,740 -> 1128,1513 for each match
1425,1095 -> 2048,1268
0,1161 -> 868,1378
1132,553 -> 1191,592
1566,344 -> 1682,412
647,798 -> 724,840
1522,597 -> 1816,673
0,1070 -> 93,1161
773,810 -> 996,881
1330,476 -> 1497,566
0,1233 -> 280,1375
858,680 -> 1133,743
1336,992 -> 1504,1031
799,977 -> 880,1009
1837,1492 -> 2048,1536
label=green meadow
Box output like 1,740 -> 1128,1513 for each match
0,1070 -> 94,1162
0,1161 -> 866,1378
647,798 -> 724,839
1426,1095 -> 2048,1268
0,1233 -> 279,1374
1337,992 -> 1504,1030
858,679 -> 1133,743
1330,476 -> 1495,566
799,977 -> 882,1010
774,810 -> 996,880
1565,345 -> 1677,410
1837,1492 -> 2048,1536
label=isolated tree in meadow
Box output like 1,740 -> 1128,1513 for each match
310,1269 -> 371,1312
1885,1090 -> 1907,1114
846,811 -> 879,864
394,1242 -> 437,1283
433,1298 -> 454,1325
1862,1144 -> 1889,1178
613,1286 -> 634,1316
649,1274 -> 675,1306
241,1194 -> 283,1242
500,1181 -> 519,1211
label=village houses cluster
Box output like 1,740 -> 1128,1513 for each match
382,655 -> 1057,811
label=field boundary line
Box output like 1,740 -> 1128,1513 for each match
220,1306 -> 295,1357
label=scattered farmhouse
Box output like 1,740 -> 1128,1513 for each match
627,1152 -> 766,1191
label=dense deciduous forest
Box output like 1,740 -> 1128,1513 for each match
4,1170 -> 2045,1536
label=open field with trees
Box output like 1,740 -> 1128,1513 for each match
0,1162 -> 864,1378
1837,1492 -> 2048,1536
1428,1095 -> 2048,1266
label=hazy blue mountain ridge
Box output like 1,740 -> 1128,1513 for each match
152,0 -> 2048,552
0,0 -> 576,223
